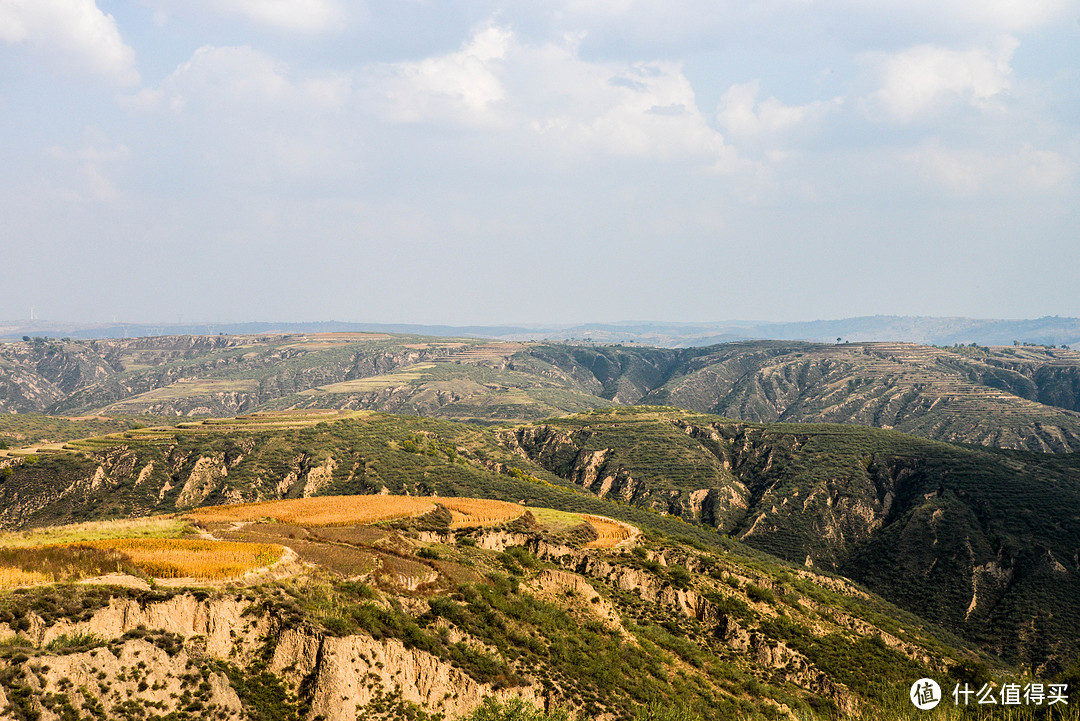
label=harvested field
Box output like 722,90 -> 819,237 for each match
438,498 -> 527,528
186,495 -> 438,527
580,515 -> 639,548
217,523 -> 380,577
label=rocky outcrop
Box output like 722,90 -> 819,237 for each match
176,453 -> 229,508
7,590 -> 537,721
32,641 -> 243,720
270,628 -> 537,721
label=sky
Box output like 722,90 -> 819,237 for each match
1,0 -> 1078,326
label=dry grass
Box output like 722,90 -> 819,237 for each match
580,515 -> 638,548
79,538 -> 284,579
0,516 -> 188,549
438,498 -> 527,528
186,495 -> 438,527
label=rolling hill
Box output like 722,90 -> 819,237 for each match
0,408 -> 1077,677
4,333 -> 1080,452
0,411 -> 1002,721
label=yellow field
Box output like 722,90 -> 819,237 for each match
580,515 -> 637,548
186,495 -> 525,530
79,538 -> 284,579
0,567 -> 51,588
438,498 -> 527,528
186,495 -> 439,526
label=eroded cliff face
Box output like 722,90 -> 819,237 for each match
0,591 -> 536,721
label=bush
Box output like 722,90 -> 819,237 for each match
632,702 -> 704,721
745,583 -> 775,604
467,697 -> 572,721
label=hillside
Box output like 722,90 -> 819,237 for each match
503,407 -> 1080,673
0,420 -> 991,720
3,334 -> 1080,451
0,409 -> 1077,679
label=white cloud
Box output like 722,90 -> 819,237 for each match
373,25 -> 511,126
868,37 -> 1018,122
718,80 -> 841,138
130,45 -> 349,113
904,140 -> 1072,196
366,25 -> 735,166
883,0 -> 1069,34
218,0 -> 343,33
0,0 -> 138,84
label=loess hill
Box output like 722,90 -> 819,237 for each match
0,450 -> 995,720
0,408 -> 1078,681
2,333 -> 1080,451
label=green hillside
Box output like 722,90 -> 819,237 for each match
0,410 -> 1016,720
505,407 -> 1080,673
1,408 -> 1078,678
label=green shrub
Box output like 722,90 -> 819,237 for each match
745,584 -> 774,604
466,696 -> 572,721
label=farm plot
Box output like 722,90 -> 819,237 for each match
580,515 -> 639,548
0,538 -> 284,586
437,498 -> 527,528
186,495 -> 439,527
187,495 -> 526,529
80,538 -> 284,579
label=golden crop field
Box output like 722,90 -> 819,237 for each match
80,538 -> 284,579
0,567 -> 51,588
185,495 -> 439,527
580,515 -> 638,548
438,498 -> 527,528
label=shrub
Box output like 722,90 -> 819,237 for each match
467,696 -> 572,721
745,583 -> 775,604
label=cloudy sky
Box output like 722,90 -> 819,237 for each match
1,0 -> 1078,325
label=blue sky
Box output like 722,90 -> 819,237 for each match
1,0 -> 1078,325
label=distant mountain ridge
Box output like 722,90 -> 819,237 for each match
3,334 -> 1080,452
3,315 -> 1079,348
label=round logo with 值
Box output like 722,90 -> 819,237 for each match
910,678 -> 942,710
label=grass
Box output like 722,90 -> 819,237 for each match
527,507 -> 590,532
0,516 -> 190,548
